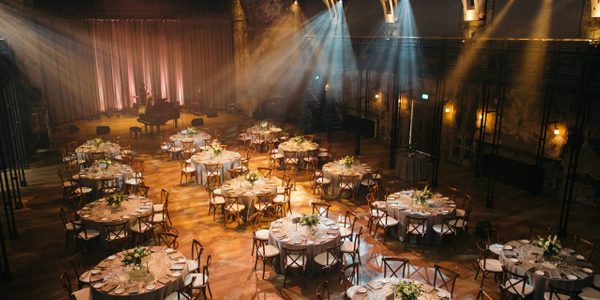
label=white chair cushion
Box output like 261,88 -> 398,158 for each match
125,178 -> 143,185
449,218 -> 467,229
479,259 -> 503,273
257,245 -> 280,258
186,259 -> 199,272
153,204 -> 164,212
580,287 -> 600,300
65,222 -> 81,231
407,224 -> 426,235
78,229 -> 99,240
63,181 -> 76,188
130,222 -> 152,233
318,152 -> 330,157
314,252 -> 338,267
184,272 -> 209,288
276,186 -> 286,194
503,279 -> 534,296
226,203 -> 245,212
433,224 -> 456,235
213,188 -> 222,195
339,227 -> 352,238
339,182 -> 354,189
379,216 -> 399,227
345,285 -> 362,299
340,241 -> 358,253
273,195 -> 285,203
71,287 -> 91,300
456,208 -> 466,217
75,187 -> 92,194
152,214 -> 165,223
285,254 -> 305,268
360,179 -> 374,186
316,178 -> 331,184
183,166 -> 196,173
106,232 -> 126,241
211,196 -> 225,205
370,209 -> 385,218
254,229 -> 269,241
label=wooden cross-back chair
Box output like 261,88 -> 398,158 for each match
382,256 -> 409,278
432,264 -> 459,298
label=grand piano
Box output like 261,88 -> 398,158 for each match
137,98 -> 181,134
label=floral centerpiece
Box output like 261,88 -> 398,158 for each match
209,144 -> 223,156
259,121 -> 270,129
122,246 -> 153,269
342,155 -> 354,168
412,185 -> 433,206
90,137 -> 104,148
291,135 -> 305,145
394,280 -> 422,300
533,235 -> 562,261
245,171 -> 259,186
96,159 -> 113,170
293,214 -> 319,235
106,192 -> 128,209
181,127 -> 198,136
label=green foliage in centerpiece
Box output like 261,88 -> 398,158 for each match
96,159 -> 113,169
394,281 -> 422,300
245,171 -> 259,185
106,192 -> 128,208
91,137 -> 104,147
209,144 -> 223,156
298,214 -> 319,227
291,135 -> 305,145
412,185 -> 433,206
342,155 -> 354,168
182,127 -> 198,136
121,246 -> 153,268
533,235 -> 562,260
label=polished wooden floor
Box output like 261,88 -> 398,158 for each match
1,111 -> 598,299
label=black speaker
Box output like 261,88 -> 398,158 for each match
67,124 -> 79,133
191,118 -> 204,127
96,125 -> 110,135
206,109 -> 218,118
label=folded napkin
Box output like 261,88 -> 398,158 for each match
157,277 -> 171,285
128,285 -> 140,294
100,283 -> 117,293
90,274 -> 104,283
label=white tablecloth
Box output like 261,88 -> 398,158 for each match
348,278 -> 451,300
77,195 -> 153,238
77,163 -> 134,190
75,141 -> 121,162
395,152 -> 427,181
322,160 -> 372,194
499,240 -> 594,300
169,132 -> 211,148
221,177 -> 278,219
191,150 -> 241,185
89,246 -> 189,300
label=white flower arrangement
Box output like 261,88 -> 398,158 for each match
89,137 -> 103,147
96,159 -> 113,169
259,121 -> 270,129
412,185 -> 433,206
291,135 -> 305,145
245,171 -> 259,185
533,234 -> 562,260
181,127 -> 198,136
210,144 -> 223,156
394,280 -> 422,300
342,155 -> 354,168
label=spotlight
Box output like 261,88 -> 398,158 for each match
292,0 -> 299,5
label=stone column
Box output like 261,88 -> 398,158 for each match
232,0 -> 251,116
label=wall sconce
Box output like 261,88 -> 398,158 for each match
553,125 -> 560,136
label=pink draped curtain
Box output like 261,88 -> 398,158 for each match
89,18 -> 234,113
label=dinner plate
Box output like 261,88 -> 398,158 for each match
281,238 -> 290,243
107,255 -> 116,260
170,271 -> 181,277
305,240 -> 314,245
566,274 -> 578,280
520,239 -> 530,244
575,254 -> 585,261
508,258 -> 519,263
582,268 -> 593,274
534,270 -> 545,276
178,258 -> 186,263
170,264 -> 185,270
114,286 -> 125,294
83,214 -> 91,218
92,282 -> 105,289
146,283 -> 156,290
165,248 -> 176,254
356,287 -> 367,294
503,245 -> 513,250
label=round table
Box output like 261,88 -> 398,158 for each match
499,239 -> 594,300
77,163 -> 134,190
247,124 -> 283,138
386,190 -> 456,241
75,141 -> 121,162
190,150 -> 241,185
221,176 -> 278,219
169,132 -> 211,148
87,246 -> 189,300
277,140 -> 318,155
322,160 -> 372,194
268,216 -> 341,273
348,278 -> 451,300
77,195 -> 153,236
395,152 -> 427,182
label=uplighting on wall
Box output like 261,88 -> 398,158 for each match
592,0 -> 600,18
553,125 -> 560,136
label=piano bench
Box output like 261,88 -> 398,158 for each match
129,126 -> 143,138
